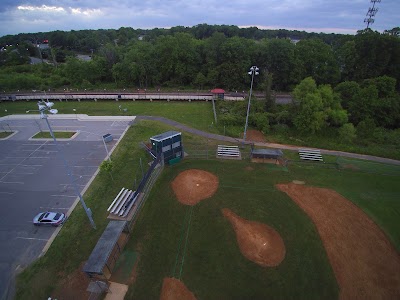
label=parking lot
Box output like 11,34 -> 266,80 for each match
0,115 -> 134,299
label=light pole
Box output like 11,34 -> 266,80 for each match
28,100 -> 96,229
243,66 -> 259,142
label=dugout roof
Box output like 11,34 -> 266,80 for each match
83,220 -> 127,275
252,149 -> 283,157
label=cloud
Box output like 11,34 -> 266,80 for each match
0,0 -> 399,37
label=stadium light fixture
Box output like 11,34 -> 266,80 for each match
243,66 -> 259,142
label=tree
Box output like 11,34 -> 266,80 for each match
100,160 -> 114,181
295,39 -> 340,85
194,72 -> 207,89
339,123 -> 357,142
258,38 -> 297,90
292,77 -> 348,133
263,71 -> 275,112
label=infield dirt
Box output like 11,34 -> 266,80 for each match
276,183 -> 400,299
171,169 -> 219,206
160,277 -> 197,300
222,208 -> 286,267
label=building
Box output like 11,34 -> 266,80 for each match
150,131 -> 183,164
211,88 -> 225,100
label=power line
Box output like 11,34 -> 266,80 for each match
364,0 -> 381,29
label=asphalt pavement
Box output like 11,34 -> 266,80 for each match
0,115 -> 134,300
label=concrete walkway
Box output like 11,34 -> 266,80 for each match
136,116 -> 400,166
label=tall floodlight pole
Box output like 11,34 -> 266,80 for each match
243,66 -> 259,142
31,100 -> 96,229
364,0 -> 381,29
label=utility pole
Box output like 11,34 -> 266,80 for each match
364,0 -> 381,29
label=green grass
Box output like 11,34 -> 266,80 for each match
125,158 -> 400,299
0,131 -> 13,138
31,131 -> 76,139
1,101 -> 218,134
15,119 -> 400,299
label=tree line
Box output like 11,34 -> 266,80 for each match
0,25 -> 399,92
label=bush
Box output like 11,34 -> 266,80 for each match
339,123 -> 357,143
272,124 -> 290,135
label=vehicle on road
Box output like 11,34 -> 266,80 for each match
33,212 -> 66,227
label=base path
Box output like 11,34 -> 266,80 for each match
276,183 -> 400,299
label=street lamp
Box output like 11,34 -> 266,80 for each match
243,65 -> 259,142
28,100 -> 96,229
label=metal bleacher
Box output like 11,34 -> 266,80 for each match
298,148 -> 323,162
217,145 -> 241,159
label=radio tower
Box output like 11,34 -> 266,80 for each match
364,0 -> 381,29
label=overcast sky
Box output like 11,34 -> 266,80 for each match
0,0 -> 398,37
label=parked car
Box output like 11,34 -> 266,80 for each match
33,211 -> 66,227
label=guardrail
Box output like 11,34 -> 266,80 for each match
0,93 -> 245,102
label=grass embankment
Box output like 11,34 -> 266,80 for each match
126,158 -> 400,299
31,131 -> 76,139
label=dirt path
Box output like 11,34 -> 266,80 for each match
276,183 -> 400,299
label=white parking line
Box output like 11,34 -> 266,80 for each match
51,125 -> 85,127
6,156 -> 49,159
21,164 -> 43,167
0,142 -> 49,181
0,191 -> 14,195
0,181 -> 24,184
73,165 -> 98,168
11,172 -> 34,175
16,237 -> 48,242
19,150 -> 58,153
39,207 -> 70,210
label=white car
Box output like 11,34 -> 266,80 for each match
33,212 -> 66,227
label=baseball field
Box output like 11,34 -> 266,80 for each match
14,119 -> 400,299
124,154 -> 400,299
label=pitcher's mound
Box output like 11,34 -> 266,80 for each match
222,208 -> 286,267
160,277 -> 197,300
171,169 -> 219,205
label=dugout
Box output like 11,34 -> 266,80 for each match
83,220 -> 130,281
251,148 -> 283,163
150,131 -> 183,164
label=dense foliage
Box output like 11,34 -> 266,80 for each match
1,25 -> 399,92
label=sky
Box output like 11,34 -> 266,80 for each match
0,0 -> 398,37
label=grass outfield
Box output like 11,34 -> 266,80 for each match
125,158 -> 400,299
